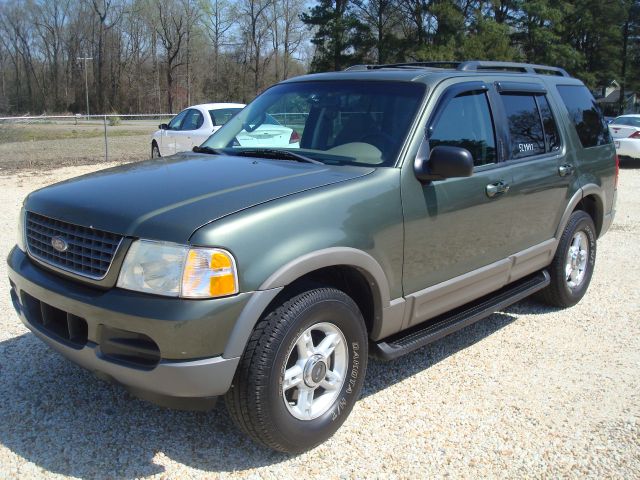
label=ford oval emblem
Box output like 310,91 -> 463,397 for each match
51,236 -> 68,252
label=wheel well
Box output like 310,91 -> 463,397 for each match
267,266 -> 376,336
151,140 -> 158,147
573,194 -> 603,236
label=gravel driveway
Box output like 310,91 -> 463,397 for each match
0,164 -> 638,478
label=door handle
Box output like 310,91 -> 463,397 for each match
558,164 -> 574,177
486,181 -> 510,198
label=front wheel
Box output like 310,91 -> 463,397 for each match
538,210 -> 597,308
225,287 -> 368,453
151,142 -> 161,159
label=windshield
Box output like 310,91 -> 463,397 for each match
201,81 -> 426,166
612,116 -> 640,128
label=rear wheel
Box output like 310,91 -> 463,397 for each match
151,142 -> 161,159
225,287 -> 368,453
539,210 -> 597,307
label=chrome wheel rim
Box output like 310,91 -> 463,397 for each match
565,231 -> 589,289
152,146 -> 160,158
282,322 -> 347,420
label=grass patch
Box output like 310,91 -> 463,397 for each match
0,124 -> 150,143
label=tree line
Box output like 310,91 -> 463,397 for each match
0,0 -> 638,116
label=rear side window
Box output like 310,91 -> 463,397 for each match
501,94 -> 545,158
557,85 -> 611,148
429,91 -> 497,167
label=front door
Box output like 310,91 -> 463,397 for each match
174,109 -> 204,153
401,82 -> 515,325
162,109 -> 189,156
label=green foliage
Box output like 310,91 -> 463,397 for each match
301,0 -> 371,72
460,17 -> 520,62
300,0 -> 638,105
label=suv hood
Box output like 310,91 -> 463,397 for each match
26,153 -> 373,243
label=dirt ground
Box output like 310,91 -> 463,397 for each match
0,161 -> 638,478
0,121 -> 158,172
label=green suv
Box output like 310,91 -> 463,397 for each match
8,61 -> 617,453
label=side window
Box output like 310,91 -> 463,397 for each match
181,109 -> 204,131
168,110 -> 188,130
501,94 -> 545,158
557,85 -> 611,148
537,96 -> 561,151
429,91 -> 497,167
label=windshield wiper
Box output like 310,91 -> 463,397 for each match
232,149 -> 324,165
192,145 -> 224,155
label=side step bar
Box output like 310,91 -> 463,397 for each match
371,270 -> 550,361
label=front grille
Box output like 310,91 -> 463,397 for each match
26,212 -> 123,280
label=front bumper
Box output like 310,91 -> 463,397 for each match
7,247 -> 251,408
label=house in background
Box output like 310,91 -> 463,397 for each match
595,80 -> 640,116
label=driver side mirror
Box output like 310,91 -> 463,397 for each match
159,123 -> 169,130
414,144 -> 474,182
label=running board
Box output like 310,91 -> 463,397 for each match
371,270 -> 550,361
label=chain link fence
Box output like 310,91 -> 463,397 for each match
0,114 -> 174,172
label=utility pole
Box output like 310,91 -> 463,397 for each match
77,56 -> 93,119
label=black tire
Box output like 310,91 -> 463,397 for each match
225,287 -> 368,453
151,142 -> 161,159
538,210 -> 597,308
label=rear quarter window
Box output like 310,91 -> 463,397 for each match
557,85 -> 611,148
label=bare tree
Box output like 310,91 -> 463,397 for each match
238,0 -> 273,95
279,0 -> 306,78
203,0 -> 234,100
151,0 -> 187,112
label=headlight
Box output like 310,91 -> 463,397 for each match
16,207 -> 26,252
117,240 -> 238,298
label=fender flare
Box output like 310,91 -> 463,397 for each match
223,247 -> 392,358
554,184 -> 605,243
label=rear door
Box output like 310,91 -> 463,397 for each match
495,82 -> 572,254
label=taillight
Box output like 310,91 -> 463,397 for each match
614,154 -> 619,190
630,131 -> 640,139
289,130 -> 300,144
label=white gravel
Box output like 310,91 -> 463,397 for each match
0,164 -> 639,479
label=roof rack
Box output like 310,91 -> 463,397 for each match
345,61 -> 571,77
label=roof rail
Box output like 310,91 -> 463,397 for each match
344,60 -> 571,77
458,61 -> 570,77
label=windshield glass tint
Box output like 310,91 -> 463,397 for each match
202,81 -> 426,166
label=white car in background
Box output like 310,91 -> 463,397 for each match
609,114 -> 640,160
151,104 -> 301,157
234,113 -> 301,148
151,103 -> 245,158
